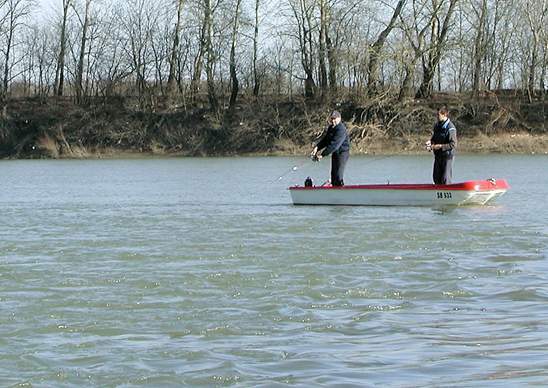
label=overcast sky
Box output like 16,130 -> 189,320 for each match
33,0 -> 59,22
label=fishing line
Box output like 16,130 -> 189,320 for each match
273,153 -> 397,184
272,157 -> 316,183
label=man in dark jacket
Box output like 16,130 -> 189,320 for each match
426,106 -> 457,184
311,110 -> 350,186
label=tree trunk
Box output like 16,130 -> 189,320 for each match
2,12 -> 15,96
55,0 -> 70,96
252,0 -> 260,97
325,28 -> 337,91
191,5 -> 208,99
290,0 -> 316,98
305,1 -> 315,98
524,0 -> 548,99
367,0 -> 406,96
229,0 -> 242,111
528,38 -> 538,96
399,55 -> 417,100
540,40 -> 547,92
204,0 -> 218,110
416,0 -> 459,99
1,0 -> 33,100
304,74 -> 315,98
318,0 -> 328,95
472,0 -> 488,95
75,0 -> 92,104
167,0 -> 185,97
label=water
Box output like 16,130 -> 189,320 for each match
1,155 -> 547,386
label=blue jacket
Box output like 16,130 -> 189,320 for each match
317,122 -> 350,156
431,119 -> 457,158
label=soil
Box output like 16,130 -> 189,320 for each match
1,92 -> 546,159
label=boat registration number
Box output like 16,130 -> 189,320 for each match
437,192 -> 452,199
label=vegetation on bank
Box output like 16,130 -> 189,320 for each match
0,92 -> 546,159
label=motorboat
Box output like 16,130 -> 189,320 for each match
289,178 -> 509,206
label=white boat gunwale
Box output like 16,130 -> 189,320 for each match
289,179 -> 509,206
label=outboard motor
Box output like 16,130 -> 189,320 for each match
304,176 -> 313,187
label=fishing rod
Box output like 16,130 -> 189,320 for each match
274,152 -> 397,184
273,156 -> 317,182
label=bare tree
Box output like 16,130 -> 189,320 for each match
191,0 -> 213,100
367,0 -> 406,96
85,5 -> 117,98
325,7 -> 336,91
398,0 -> 438,99
204,0 -> 218,110
252,0 -> 261,96
0,0 -> 34,99
167,0 -> 185,97
228,0 -> 242,110
524,0 -> 547,99
118,0 -> 162,101
317,0 -> 328,94
486,1 -> 516,90
96,11 -> 129,98
54,0 -> 71,96
540,16 -> 547,92
72,0 -> 92,103
287,0 -> 316,98
325,0 -> 364,93
415,0 -> 459,98
470,0 -> 487,94
1,0 -> 546,108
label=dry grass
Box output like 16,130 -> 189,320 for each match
36,134 -> 59,158
1,93 -> 546,158
459,132 -> 548,154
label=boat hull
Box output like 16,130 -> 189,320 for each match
289,179 -> 509,206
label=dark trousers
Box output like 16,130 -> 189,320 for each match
331,150 -> 349,186
433,156 -> 453,184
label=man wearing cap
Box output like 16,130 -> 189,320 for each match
311,110 -> 350,186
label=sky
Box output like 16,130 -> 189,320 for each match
33,0 -> 60,22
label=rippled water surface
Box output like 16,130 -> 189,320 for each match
1,155 -> 547,386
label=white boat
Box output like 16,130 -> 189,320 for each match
289,178 -> 509,206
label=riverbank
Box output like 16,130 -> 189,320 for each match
265,132 -> 548,156
38,132 -> 546,159
1,93 -> 546,158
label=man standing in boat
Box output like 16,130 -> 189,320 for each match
426,106 -> 457,184
311,110 -> 350,186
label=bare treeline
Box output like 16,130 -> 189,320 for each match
1,0 -> 546,107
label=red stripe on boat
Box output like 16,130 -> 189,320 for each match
289,179 -> 509,192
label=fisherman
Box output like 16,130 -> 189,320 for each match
311,110 -> 350,186
426,106 -> 457,184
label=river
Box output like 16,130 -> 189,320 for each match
1,155 -> 547,386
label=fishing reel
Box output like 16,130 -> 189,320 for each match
310,154 -> 320,162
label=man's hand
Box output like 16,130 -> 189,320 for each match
310,146 -> 322,161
